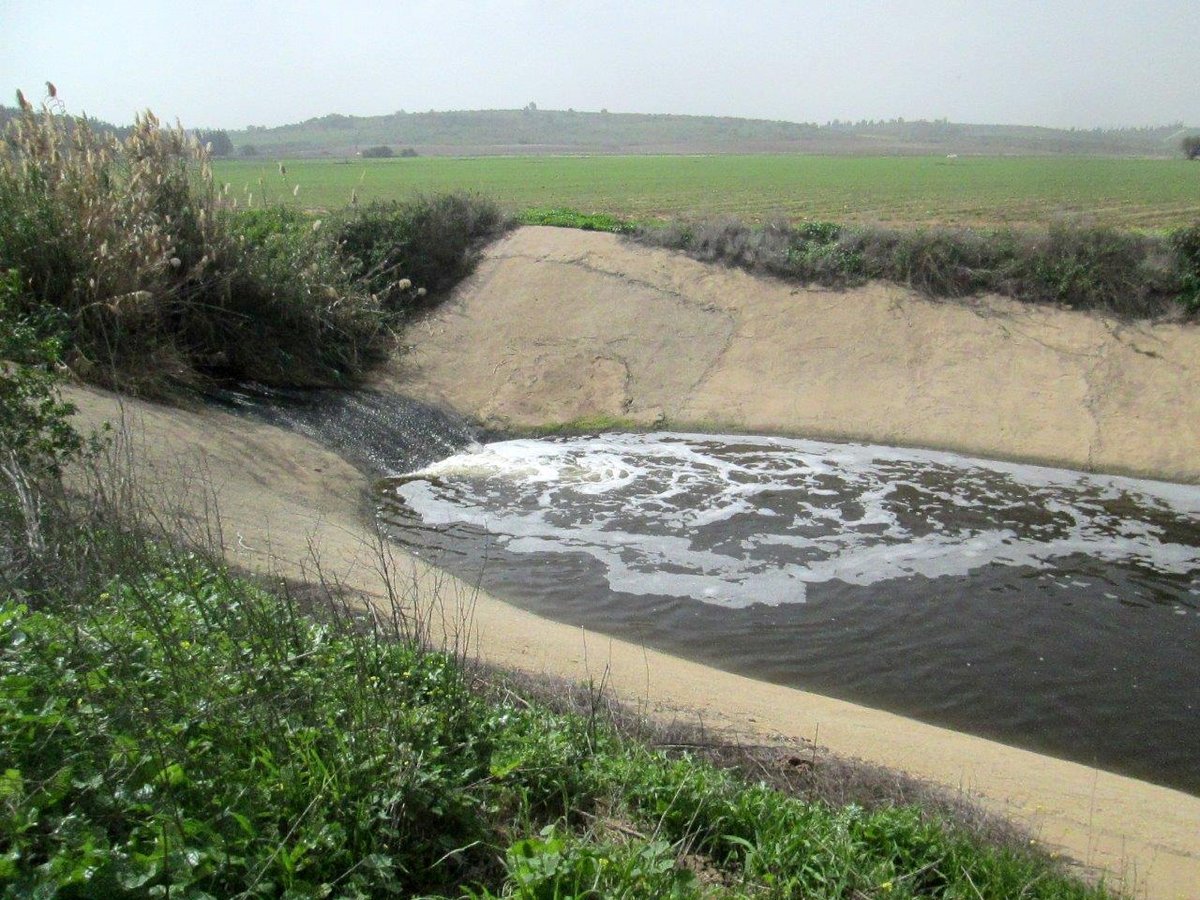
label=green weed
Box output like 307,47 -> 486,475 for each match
518,207 -> 636,234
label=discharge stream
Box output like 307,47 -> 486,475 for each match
381,432 -> 1200,794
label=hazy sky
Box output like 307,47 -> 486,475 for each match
1,1 -> 1196,130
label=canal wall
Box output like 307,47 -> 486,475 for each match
387,226 -> 1200,483
65,385 -> 1200,897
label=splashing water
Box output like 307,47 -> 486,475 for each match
380,432 -> 1200,793
387,433 -> 1199,607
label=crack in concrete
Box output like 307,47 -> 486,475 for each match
593,353 -> 635,412
490,251 -> 737,323
1079,340 -> 1112,472
491,251 -> 740,401
685,325 -> 738,399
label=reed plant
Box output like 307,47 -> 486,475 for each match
0,94 -> 385,396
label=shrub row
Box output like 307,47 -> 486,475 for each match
0,101 -> 506,397
630,218 -> 1200,319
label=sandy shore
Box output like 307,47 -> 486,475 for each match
386,226 -> 1200,484
67,385 -> 1200,898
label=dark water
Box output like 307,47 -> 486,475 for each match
211,383 -> 477,475
378,433 -> 1200,794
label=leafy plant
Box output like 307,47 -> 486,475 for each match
1170,223 -> 1200,313
493,826 -> 699,899
519,207 -> 636,234
0,269 -> 81,476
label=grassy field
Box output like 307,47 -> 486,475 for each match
214,155 -> 1200,230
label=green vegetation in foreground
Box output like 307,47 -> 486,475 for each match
1,558 -> 1114,898
214,155 -> 1200,230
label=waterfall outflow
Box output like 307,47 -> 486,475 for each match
211,383 -> 479,476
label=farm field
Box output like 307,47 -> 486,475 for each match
213,154 -> 1200,229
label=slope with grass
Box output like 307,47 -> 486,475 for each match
3,552 -> 1115,897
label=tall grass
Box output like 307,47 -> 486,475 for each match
333,193 -> 507,311
0,95 -> 507,397
631,217 -> 1200,319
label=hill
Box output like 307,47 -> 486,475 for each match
227,107 -> 1195,158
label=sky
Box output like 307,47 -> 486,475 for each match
1,0 -> 1196,130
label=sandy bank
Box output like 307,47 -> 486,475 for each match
66,386 -> 1200,898
386,226 -> 1200,483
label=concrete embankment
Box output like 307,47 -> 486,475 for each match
67,386 -> 1200,898
386,226 -> 1200,483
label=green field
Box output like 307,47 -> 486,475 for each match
214,155 -> 1200,229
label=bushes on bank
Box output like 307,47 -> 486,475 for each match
0,103 -> 382,395
0,270 -> 83,477
631,217 -> 1200,319
0,100 -> 506,397
1170,223 -> 1200,313
332,194 -> 506,311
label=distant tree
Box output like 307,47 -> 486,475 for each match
198,129 -> 233,157
1184,135 -> 1200,160
361,145 -> 394,158
398,147 -> 419,158
524,102 -> 537,113
239,144 -> 258,157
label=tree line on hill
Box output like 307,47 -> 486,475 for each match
3,103 -> 1199,160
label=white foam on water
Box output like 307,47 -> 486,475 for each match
396,433 -> 1200,609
